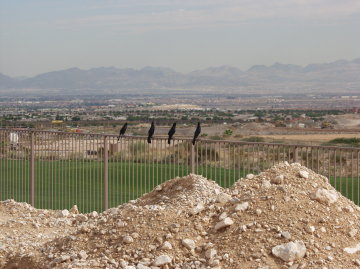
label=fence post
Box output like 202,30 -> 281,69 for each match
104,135 -> 109,211
29,132 -> 35,206
191,144 -> 195,174
293,146 -> 299,163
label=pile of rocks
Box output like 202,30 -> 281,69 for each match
2,162 -> 360,268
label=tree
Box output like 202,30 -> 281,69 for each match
72,116 -> 81,121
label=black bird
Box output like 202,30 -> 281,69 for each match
117,122 -> 128,141
167,123 -> 176,144
192,122 -> 201,145
147,121 -> 155,144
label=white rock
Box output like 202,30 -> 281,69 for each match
239,225 -> 247,232
272,240 -> 306,262
154,255 -> 172,266
349,229 -> 358,238
309,189 -> 338,205
60,255 -> 71,262
262,180 -> 272,188
155,185 -> 162,191
215,217 -> 234,230
78,250 -> 88,260
89,211 -> 98,217
117,220 -> 127,227
190,203 -> 205,215
216,193 -> 232,204
76,214 -> 88,222
343,206 -> 354,213
132,232 -> 139,239
205,248 -> 217,260
182,239 -> 196,250
125,266 -> 136,269
299,170 -> 309,179
235,202 -> 249,212
69,205 -> 79,214
281,231 -> 291,240
137,264 -> 151,269
306,226 -> 316,233
123,235 -> 134,244
344,243 -> 360,254
161,241 -> 173,250
219,212 -> 227,220
271,175 -> 284,184
57,209 -> 70,218
246,174 -> 255,179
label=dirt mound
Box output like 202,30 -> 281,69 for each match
2,162 -> 360,268
135,174 -> 224,209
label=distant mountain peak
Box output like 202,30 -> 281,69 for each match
0,58 -> 359,94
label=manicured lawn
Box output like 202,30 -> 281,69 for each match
330,176 -> 360,205
0,160 -> 249,212
1,159 -> 358,212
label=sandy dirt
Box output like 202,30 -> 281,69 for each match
260,133 -> 360,143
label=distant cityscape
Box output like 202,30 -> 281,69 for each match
1,93 -> 359,136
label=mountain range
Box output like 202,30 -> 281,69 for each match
1,58 -> 360,96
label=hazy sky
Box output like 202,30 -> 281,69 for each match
1,0 -> 360,77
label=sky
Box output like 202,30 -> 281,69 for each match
1,0 -> 360,77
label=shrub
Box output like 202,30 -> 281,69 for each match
223,129 -> 233,136
242,136 -> 264,142
209,135 -> 222,140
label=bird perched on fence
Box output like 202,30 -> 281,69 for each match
117,122 -> 128,141
147,121 -> 155,143
168,123 -> 176,144
192,122 -> 201,145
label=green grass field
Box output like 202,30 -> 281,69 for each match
0,159 -> 249,212
1,159 -> 358,212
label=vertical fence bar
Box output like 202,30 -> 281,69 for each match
357,149 -> 359,206
103,135 -> 108,210
293,146 -> 299,163
351,150 -> 354,202
191,144 -> 195,174
29,131 -> 35,206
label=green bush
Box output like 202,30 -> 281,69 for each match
209,135 -> 222,140
242,136 -> 264,142
223,129 -> 233,136
326,137 -> 360,147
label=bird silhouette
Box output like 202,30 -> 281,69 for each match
168,123 -> 176,144
117,122 -> 128,141
147,121 -> 155,144
192,122 -> 201,145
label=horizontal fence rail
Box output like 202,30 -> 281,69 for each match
1,128 -> 359,212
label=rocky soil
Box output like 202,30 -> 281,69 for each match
1,162 -> 360,268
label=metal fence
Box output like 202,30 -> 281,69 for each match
1,128 -> 359,212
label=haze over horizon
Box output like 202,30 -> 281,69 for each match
1,0 -> 360,77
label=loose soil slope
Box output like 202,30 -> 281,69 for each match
1,162 -> 360,268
